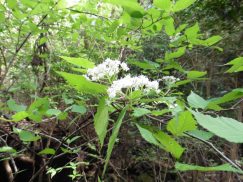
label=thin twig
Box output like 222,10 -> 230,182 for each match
146,114 -> 242,170
184,132 -> 242,170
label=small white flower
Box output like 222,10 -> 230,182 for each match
162,76 -> 180,86
86,58 -> 129,81
107,75 -> 160,99
120,62 -> 129,71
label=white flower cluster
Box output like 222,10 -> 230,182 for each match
108,74 -> 160,98
86,58 -> 129,81
162,76 -> 180,86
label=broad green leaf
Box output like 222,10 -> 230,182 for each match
153,130 -> 184,158
46,109 -> 61,116
7,99 -> 27,112
165,47 -> 186,60
185,23 -> 199,40
175,23 -> 188,33
0,146 -> 16,153
225,57 -> 243,73
133,108 -> 151,117
6,0 -> 17,9
28,98 -> 49,114
153,0 -> 171,11
163,17 -> 175,36
187,71 -> 207,79
167,111 -> 197,136
71,105 -> 86,114
39,37 -> 48,45
128,60 -> 159,70
128,90 -> 142,100
71,68 -> 87,73
103,107 -> 127,177
151,109 -> 170,116
105,0 -> 144,13
210,88 -> 243,105
20,0 -> 38,7
57,72 -> 107,95
13,128 -> 41,142
191,110 -> 243,143
57,112 -> 68,120
12,111 -> 29,122
136,124 -> 161,146
94,97 -> 109,147
173,0 -> 196,12
27,98 -> 49,122
187,91 -> 208,109
186,130 -> 214,141
202,36 -> 222,46
38,148 -> 56,155
0,11 -> 5,23
136,124 -> 184,158
175,162 -> 243,174
60,56 -> 95,69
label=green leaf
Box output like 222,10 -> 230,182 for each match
94,97 -> 109,147
187,71 -> 207,79
128,60 -> 159,70
57,72 -> 107,95
165,47 -> 186,60
38,148 -> 56,155
210,88 -> 243,105
202,36 -> 222,46
136,124 -> 161,146
163,17 -> 175,36
187,91 -> 208,109
185,23 -> 199,40
103,107 -> 127,177
153,130 -> 184,159
27,98 -> 49,122
28,98 -> 49,114
13,128 -> 41,142
12,111 -> 29,122
39,37 -> 48,45
46,109 -> 61,116
7,99 -> 27,112
105,0 -> 144,13
60,56 -> 95,69
175,162 -> 243,174
133,108 -> 151,117
57,112 -> 68,120
153,0 -> 171,11
6,0 -> 17,9
151,109 -> 170,116
20,0 -> 38,7
191,110 -> 243,143
71,105 -> 87,114
167,111 -> 197,136
225,57 -> 243,73
0,146 -> 16,153
186,130 -> 214,141
173,0 -> 196,12
137,124 -> 184,159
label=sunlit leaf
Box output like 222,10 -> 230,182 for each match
103,107 -> 127,176
175,162 -> 243,174
60,56 -> 95,69
57,72 -> 107,95
94,97 -> 109,147
173,0 -> 196,12
167,111 -> 197,136
191,110 -> 243,143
